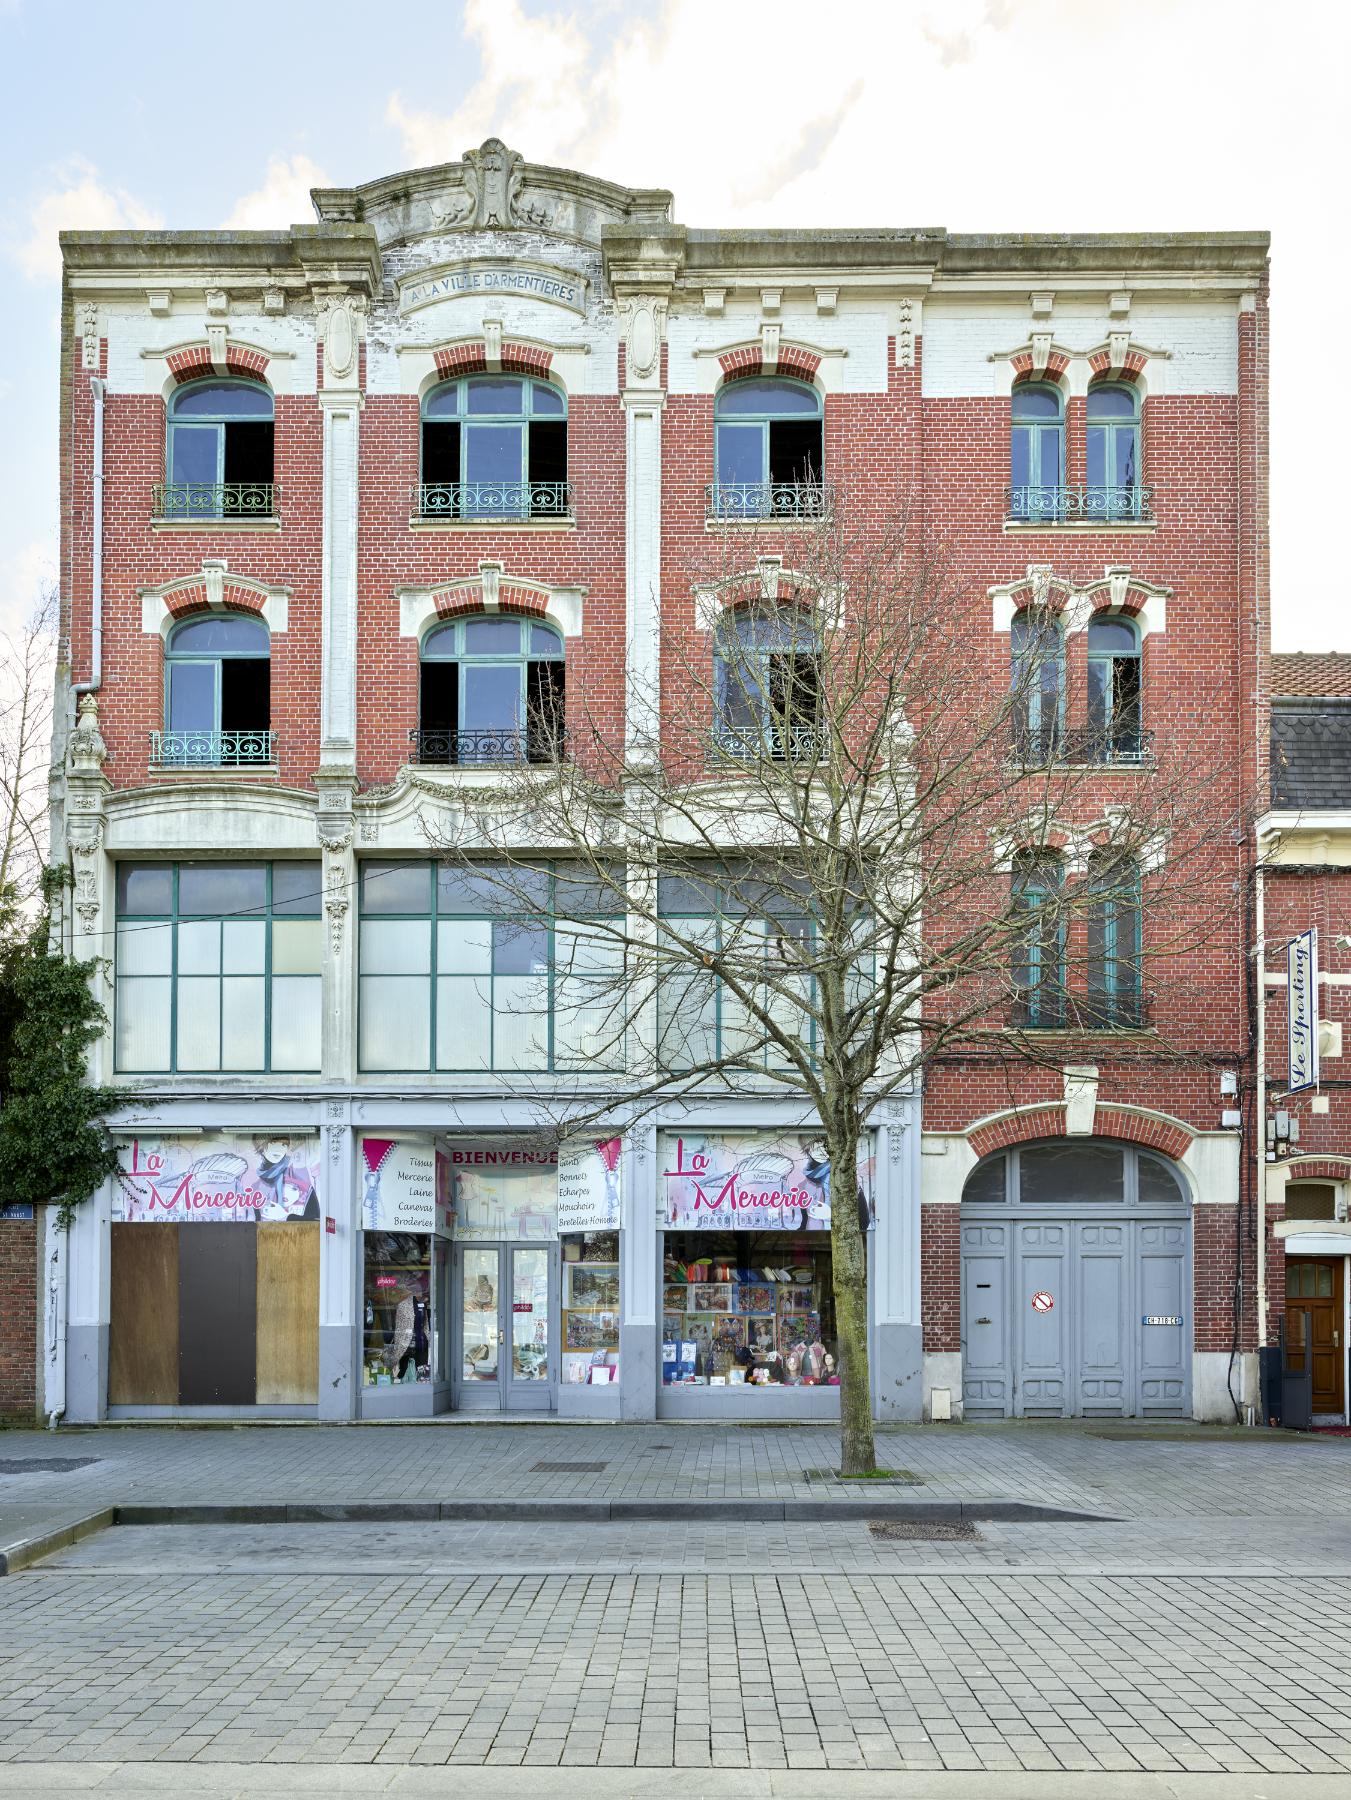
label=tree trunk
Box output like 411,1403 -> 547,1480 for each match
827,1114 -> 876,1475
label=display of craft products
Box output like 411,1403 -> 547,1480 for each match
660,1259 -> 837,1386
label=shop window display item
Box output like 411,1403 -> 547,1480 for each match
661,1229 -> 839,1388
561,1231 -> 620,1386
364,1231 -> 433,1385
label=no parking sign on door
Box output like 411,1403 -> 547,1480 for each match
1030,1290 -> 1055,1313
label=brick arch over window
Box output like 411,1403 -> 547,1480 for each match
718,345 -> 823,384
1281,1157 -> 1351,1184
1010,352 -> 1072,386
432,341 -> 555,379
164,583 -> 268,622
967,1104 -> 1193,1164
1087,351 -> 1148,382
166,344 -> 271,385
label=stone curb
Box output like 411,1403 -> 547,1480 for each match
110,1498 -> 1112,1526
0,1508 -> 114,1576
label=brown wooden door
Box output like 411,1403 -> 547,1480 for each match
1286,1259 -> 1345,1416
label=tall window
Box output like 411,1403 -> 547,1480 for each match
161,379 -> 275,519
1009,383 -> 1065,521
1011,852 -> 1065,1028
713,605 -> 821,759
1087,616 -> 1142,761
712,378 -> 824,519
115,862 -> 321,1073
158,613 -> 272,767
358,862 -> 624,1073
1087,854 -> 1142,1027
419,376 -> 568,519
1010,611 -> 1064,759
1086,384 -> 1142,520
655,868 -> 818,1070
415,617 -> 565,765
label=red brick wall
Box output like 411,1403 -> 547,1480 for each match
0,1218 -> 38,1421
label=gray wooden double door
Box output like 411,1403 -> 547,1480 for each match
961,1212 -> 1190,1418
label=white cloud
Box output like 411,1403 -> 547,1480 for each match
0,537 -> 57,642
14,158 -> 162,280
221,155 -> 330,231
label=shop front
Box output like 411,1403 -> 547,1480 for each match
108,1132 -> 323,1414
656,1130 -> 873,1418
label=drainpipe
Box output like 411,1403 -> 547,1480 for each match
72,375 -> 105,698
1255,861 -> 1268,1352
45,1218 -> 67,1430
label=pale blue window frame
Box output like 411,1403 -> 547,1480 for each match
713,376 -> 823,517
420,375 -> 568,518
1086,383 -> 1141,519
1088,855 -> 1143,1027
1010,611 -> 1065,756
163,378 -> 274,519
1012,853 -> 1065,1028
1087,615 -> 1142,757
713,605 -> 821,756
1009,383 -> 1065,521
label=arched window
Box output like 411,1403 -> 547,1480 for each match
1011,851 -> 1065,1028
1010,610 -> 1064,759
1087,853 -> 1143,1028
713,604 -> 822,759
162,379 -> 275,520
1009,383 -> 1065,521
419,377 -> 569,520
1086,384 -> 1141,520
158,613 -> 272,766
712,378 -> 824,519
416,616 -> 565,765
962,1142 -> 1187,1207
1087,615 -> 1143,762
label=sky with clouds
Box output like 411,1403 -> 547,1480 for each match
0,0 -> 1346,648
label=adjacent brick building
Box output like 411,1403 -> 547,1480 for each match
49,139 -> 1271,1424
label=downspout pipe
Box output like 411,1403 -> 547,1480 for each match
72,374 -> 105,697
45,1219 -> 67,1430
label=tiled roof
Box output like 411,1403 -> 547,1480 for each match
1271,698 -> 1351,809
1271,653 -> 1351,697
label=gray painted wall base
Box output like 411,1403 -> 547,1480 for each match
65,1322 -> 106,1424
318,1324 -> 353,1420
619,1321 -> 658,1420
872,1321 -> 923,1422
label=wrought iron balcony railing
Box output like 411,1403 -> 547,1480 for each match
150,729 -> 277,767
1005,484 -> 1154,524
1012,724 -> 1154,768
409,727 -> 568,767
705,482 -> 833,522
152,482 -> 278,521
711,722 -> 825,762
1012,991 -> 1150,1032
413,481 -> 574,521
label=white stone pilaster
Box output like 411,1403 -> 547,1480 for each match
319,393 -> 360,759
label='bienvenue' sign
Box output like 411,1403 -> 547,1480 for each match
400,263 -> 587,316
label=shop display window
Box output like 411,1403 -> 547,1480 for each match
364,1232 -> 439,1386
562,1230 -> 620,1386
662,1231 -> 837,1388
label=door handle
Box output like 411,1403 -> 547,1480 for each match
498,1329 -> 505,1345
976,1317 -> 992,1326
1336,1330 -> 1341,1350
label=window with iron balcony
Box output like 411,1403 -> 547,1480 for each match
707,378 -> 828,522
154,379 -> 277,522
412,616 -> 566,766
152,613 -> 274,768
1006,381 -> 1152,525
416,376 -> 571,522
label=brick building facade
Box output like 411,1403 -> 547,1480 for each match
48,140 -> 1270,1424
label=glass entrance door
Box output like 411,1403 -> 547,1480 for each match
454,1243 -> 556,1411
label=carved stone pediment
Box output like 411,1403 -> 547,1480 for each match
311,138 -> 672,253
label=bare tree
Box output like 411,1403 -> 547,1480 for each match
425,504 -> 1242,1474
0,587 -> 56,920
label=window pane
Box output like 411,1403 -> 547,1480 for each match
463,662 -> 523,733
1138,1154 -> 1185,1206
179,864 -> 267,916
1088,620 -> 1138,654
116,864 -> 173,916
170,616 -> 269,656
466,377 -> 524,414
1086,425 -> 1106,489
360,975 -> 431,1070
117,920 -> 172,977
963,1157 -> 1006,1204
1010,425 -> 1032,490
360,861 -> 430,914
273,862 -> 322,916
1037,425 -> 1062,487
271,976 -> 321,1071
116,977 -> 171,1071
438,863 -> 549,914
222,919 -> 265,974
172,381 -> 272,419
436,976 -> 492,1068
1115,427 -> 1138,487
360,918 -> 431,975
1086,386 -> 1135,419
167,662 -> 216,732
175,976 -> 221,1070
168,425 -> 219,485
221,976 -> 265,1069
1011,386 -> 1060,420
531,382 -> 566,416
554,982 -> 622,1067
554,863 -> 625,915
438,917 -> 493,973
272,918 -> 323,975
177,919 -> 221,976
461,618 -> 522,655
529,624 -> 564,657
492,974 -> 550,1069
423,383 -> 461,419
422,622 -> 458,658
1018,1143 -> 1124,1205
716,423 -> 766,485
493,921 -> 549,975
717,379 -> 820,416
464,424 -> 523,487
